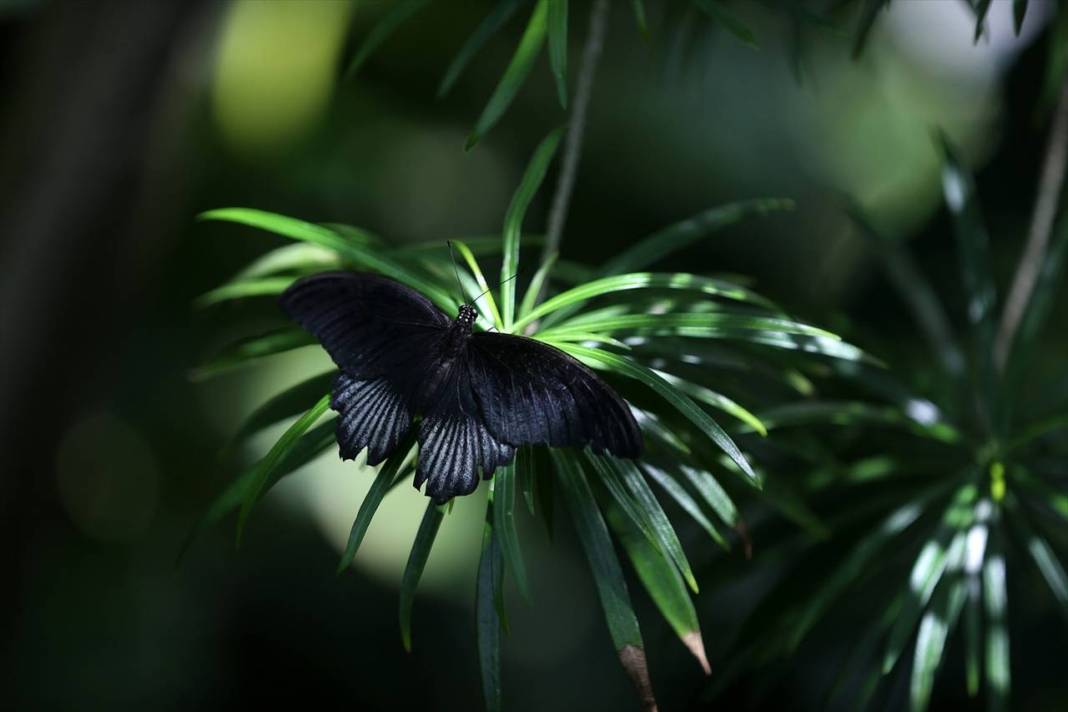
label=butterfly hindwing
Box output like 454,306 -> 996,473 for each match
467,332 -> 643,458
415,361 -> 514,502
332,373 -> 412,465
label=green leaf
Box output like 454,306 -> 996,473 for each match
939,137 -> 999,429
553,451 -> 642,648
501,127 -> 564,330
693,0 -> 757,47
631,0 -> 648,35
910,578 -> 967,712
984,544 -> 1010,711
642,463 -> 727,549
493,463 -> 530,599
964,574 -> 982,696
399,501 -> 446,652
973,0 -> 992,42
599,199 -> 793,277
517,446 -> 537,515
551,344 -> 759,484
233,373 -> 336,441
553,451 -> 659,702
514,271 -> 778,331
679,467 -> 739,529
438,0 -> 527,98
179,419 -> 336,562
337,441 -> 417,573
541,312 -> 834,343
451,240 -> 504,329
477,503 -> 505,712
588,454 -> 699,593
883,489 -> 976,673
200,208 -> 457,312
848,204 -> 963,376
654,370 -> 766,436
191,329 -> 316,381
231,243 -> 343,281
344,0 -> 431,80
236,394 -> 332,544
852,0 -> 889,58
547,0 -> 568,107
195,277 -> 295,308
605,502 -> 710,674
1013,0 -> 1029,34
752,401 -> 961,444
518,251 -> 558,322
785,499 -> 929,651
466,0 -> 549,150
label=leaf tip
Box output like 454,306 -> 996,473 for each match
682,631 -> 711,675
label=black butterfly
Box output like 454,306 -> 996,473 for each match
279,272 -> 642,502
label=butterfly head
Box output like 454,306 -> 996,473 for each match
456,304 -> 478,330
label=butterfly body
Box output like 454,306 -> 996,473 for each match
281,272 -> 641,502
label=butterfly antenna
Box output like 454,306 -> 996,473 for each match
446,241 -> 466,304
474,272 -> 518,302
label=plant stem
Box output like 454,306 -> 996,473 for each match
994,74 -> 1068,371
535,0 -> 609,304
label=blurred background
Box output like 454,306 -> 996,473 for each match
1,0 -> 1064,709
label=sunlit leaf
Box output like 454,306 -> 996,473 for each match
191,329 -> 315,382
910,578 -> 967,712
642,463 -> 727,548
554,344 -> 758,484
200,208 -> 457,312
236,394 -> 332,543
195,277 -> 294,308
605,501 -> 711,674
337,441 -> 417,573
451,240 -> 504,329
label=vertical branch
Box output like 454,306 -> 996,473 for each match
994,76 -> 1068,371
536,0 -> 609,300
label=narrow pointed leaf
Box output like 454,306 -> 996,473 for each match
234,373 -> 337,441
438,0 -> 527,97
337,442 -> 416,573
179,419 -> 336,561
552,344 -> 758,484
345,0 -> 430,79
196,277 -> 295,308
588,455 -> 698,593
518,251 -> 558,321
910,579 -> 967,712
547,0 -> 568,107
399,501 -> 446,652
553,451 -> 656,709
984,546 -> 1010,711
191,329 -> 315,382
605,502 -> 710,674
643,463 -> 727,548
199,208 -> 457,312
599,199 -> 793,277
501,127 -> 563,330
477,502 -> 505,711
236,394 -> 332,543
514,271 -> 779,331
694,0 -> 757,47
493,463 -> 529,599
631,0 -> 647,35
467,0 -> 549,150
